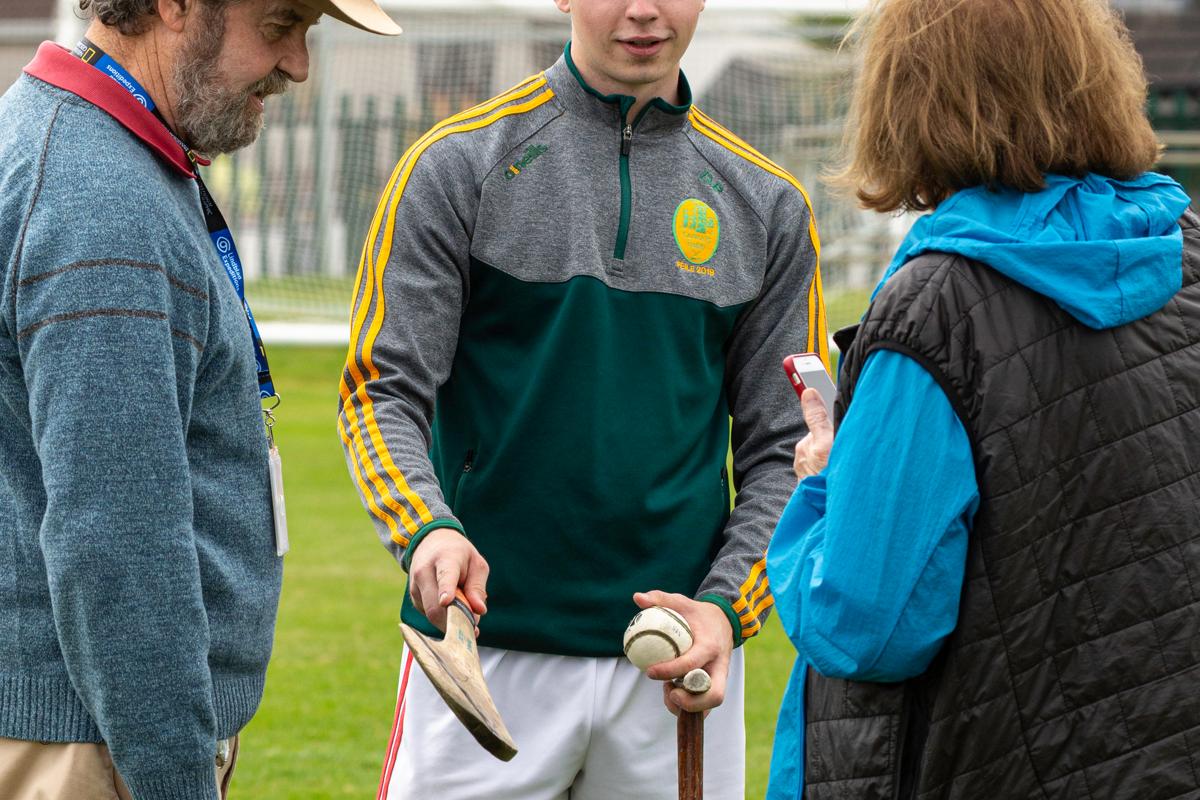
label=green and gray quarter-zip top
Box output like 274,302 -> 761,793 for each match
339,44 -> 830,657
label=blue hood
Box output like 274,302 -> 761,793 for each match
877,173 -> 1193,329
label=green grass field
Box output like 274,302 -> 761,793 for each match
234,290 -> 869,798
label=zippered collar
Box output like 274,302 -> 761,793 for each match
23,41 -> 197,178
546,41 -> 692,135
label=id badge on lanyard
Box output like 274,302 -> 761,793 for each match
74,38 -> 289,555
265,402 -> 289,557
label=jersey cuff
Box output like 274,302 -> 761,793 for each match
699,593 -> 745,649
400,518 -> 465,573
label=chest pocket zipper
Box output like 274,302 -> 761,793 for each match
615,122 -> 634,260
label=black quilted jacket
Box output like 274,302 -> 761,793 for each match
804,209 -> 1200,800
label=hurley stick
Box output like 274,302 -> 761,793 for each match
674,668 -> 711,800
400,589 -> 518,761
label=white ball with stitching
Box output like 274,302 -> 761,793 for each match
622,607 -> 694,671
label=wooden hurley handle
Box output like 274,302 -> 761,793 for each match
676,667 -> 708,800
678,710 -> 703,800
450,589 -> 476,625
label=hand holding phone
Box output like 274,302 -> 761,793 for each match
783,353 -> 837,479
782,353 -> 836,416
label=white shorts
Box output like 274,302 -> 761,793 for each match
377,645 -> 746,800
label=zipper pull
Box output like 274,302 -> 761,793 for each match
621,124 -> 633,157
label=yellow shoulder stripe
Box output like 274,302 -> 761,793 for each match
345,72 -> 550,389
344,74 -> 549,349
691,107 -> 790,175
340,76 -> 555,545
687,109 -> 832,373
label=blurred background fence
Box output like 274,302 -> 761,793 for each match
198,3 -> 908,329
1147,88 -> 1200,204
3,0 -> 1198,332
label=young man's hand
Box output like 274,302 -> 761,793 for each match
632,590 -> 734,716
794,387 -> 834,480
407,528 -> 490,632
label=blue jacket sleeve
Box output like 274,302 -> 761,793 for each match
766,349 -> 979,683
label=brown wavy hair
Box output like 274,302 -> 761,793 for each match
829,0 -> 1163,212
79,0 -> 233,36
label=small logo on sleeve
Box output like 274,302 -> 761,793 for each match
699,169 -> 725,194
504,144 -> 549,181
673,199 -> 720,265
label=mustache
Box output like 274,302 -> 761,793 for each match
248,70 -> 291,98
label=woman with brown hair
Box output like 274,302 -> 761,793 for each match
764,1 -> 1198,798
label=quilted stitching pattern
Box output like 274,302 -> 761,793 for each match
805,210 -> 1200,800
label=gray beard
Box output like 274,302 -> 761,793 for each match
172,5 -> 289,155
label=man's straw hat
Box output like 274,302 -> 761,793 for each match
305,0 -> 402,35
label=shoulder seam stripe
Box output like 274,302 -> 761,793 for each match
453,73 -> 545,123
691,107 -> 789,174
689,110 -> 831,371
688,109 -> 805,199
345,72 -> 548,365
345,73 -> 549,350
339,84 -> 556,538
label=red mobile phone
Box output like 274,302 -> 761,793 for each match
782,353 -> 837,415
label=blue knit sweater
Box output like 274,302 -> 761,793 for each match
0,46 -> 281,800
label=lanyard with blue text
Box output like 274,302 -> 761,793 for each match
73,38 -> 278,405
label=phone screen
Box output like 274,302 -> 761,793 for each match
783,354 -> 836,416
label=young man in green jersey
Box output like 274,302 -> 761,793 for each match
340,1 -> 829,796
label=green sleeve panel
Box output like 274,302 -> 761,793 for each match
700,594 -> 746,649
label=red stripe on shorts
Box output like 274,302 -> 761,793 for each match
376,650 -> 415,800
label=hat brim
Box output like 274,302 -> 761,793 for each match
304,0 -> 402,35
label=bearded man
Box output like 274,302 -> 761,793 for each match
0,0 -> 399,798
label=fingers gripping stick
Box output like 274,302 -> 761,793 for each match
400,590 -> 518,761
